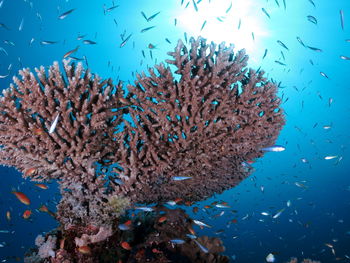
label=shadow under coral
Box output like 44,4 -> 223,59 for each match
24,207 -> 229,263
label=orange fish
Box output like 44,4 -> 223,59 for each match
192,207 -> 199,213
174,198 -> 182,203
38,204 -> 49,213
185,201 -> 192,206
33,128 -> 44,135
188,227 -> 196,236
24,167 -> 37,177
124,220 -> 132,226
6,211 -> 11,221
204,205 -> 211,209
232,219 -> 238,224
35,184 -> 48,190
12,191 -> 30,205
78,245 -> 91,255
158,216 -> 167,223
121,241 -> 132,250
22,209 -> 31,219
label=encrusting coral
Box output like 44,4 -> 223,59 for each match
0,37 -> 285,262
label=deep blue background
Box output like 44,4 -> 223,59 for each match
0,0 -> 349,262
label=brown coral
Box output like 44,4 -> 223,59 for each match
112,37 -> 285,203
0,37 -> 285,228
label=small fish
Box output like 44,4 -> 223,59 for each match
295,182 -> 308,189
308,0 -> 315,7
158,216 -> 167,223
275,60 -> 286,66
0,0 -> 3,8
226,2 -> 232,13
261,145 -> 285,152
324,155 -> 338,160
0,73 -> 9,79
282,0 -> 286,10
0,22 -> 9,30
238,18 -> 241,30
6,211 -> 11,221
25,167 -> 37,177
77,34 -> 86,40
215,204 -> 230,208
0,47 -> 8,56
134,206 -> 153,212
141,11 -> 148,21
340,10 -> 344,30
307,15 -> 317,24
121,241 -> 132,250
320,72 -> 329,79
12,191 -> 30,205
18,18 -> 24,31
192,0 -> 198,11
307,45 -> 322,52
262,49 -> 268,59
193,219 -> 212,228
38,204 -> 49,213
262,8 -> 271,19
193,239 -> 209,253
170,239 -> 185,244
0,230 -> 10,233
340,55 -> 350,60
277,40 -> 289,50
172,176 -> 192,181
58,8 -> 75,20
272,208 -> 285,219
83,40 -> 97,45
296,37 -> 305,47
166,201 -> 177,206
105,5 -> 119,12
120,34 -> 132,48
22,210 -> 31,219
78,245 -> 91,255
186,234 -> 197,239
49,114 -> 60,134
35,183 -> 48,190
140,26 -> 156,33
63,46 -> 79,58
287,200 -> 291,207
147,11 -> 160,21
261,212 -> 270,216
266,253 -> 276,262
200,20 -> 207,31
29,38 -> 35,46
40,40 -> 58,45
118,223 -> 131,231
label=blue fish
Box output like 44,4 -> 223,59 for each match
170,239 -> 185,244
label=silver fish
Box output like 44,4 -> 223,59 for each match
58,8 -> 75,20
41,40 -> 58,45
193,219 -> 212,228
49,114 -> 60,134
83,40 -> 97,45
18,18 -> 24,31
134,206 -> 154,212
194,239 -> 209,253
320,71 -> 329,79
340,10 -> 344,30
172,176 -> 192,181
272,208 -> 285,218
120,34 -> 132,48
261,145 -> 285,152
340,55 -> 350,60
170,239 -> 185,244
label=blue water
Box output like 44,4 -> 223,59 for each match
0,0 -> 349,262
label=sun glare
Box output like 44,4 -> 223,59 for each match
177,0 -> 270,56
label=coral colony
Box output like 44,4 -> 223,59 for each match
0,37 -> 286,262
